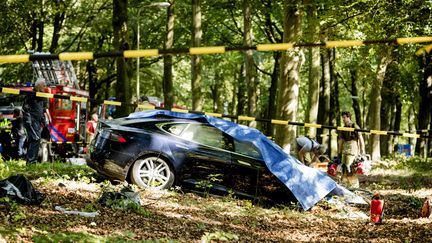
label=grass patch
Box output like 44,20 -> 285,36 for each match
0,159 -> 97,183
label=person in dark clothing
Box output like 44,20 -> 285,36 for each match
22,79 -> 50,164
11,108 -> 26,158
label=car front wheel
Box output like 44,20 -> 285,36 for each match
131,156 -> 175,190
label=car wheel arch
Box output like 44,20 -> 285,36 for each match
125,151 -> 178,184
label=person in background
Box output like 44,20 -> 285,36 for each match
22,79 -> 50,164
11,108 -> 26,158
295,136 -> 326,166
0,112 -> 12,157
86,113 -> 98,146
338,111 -> 365,188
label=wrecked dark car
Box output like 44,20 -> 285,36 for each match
87,110 -> 341,210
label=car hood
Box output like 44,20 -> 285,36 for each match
127,110 -> 337,210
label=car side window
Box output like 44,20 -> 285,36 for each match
234,140 -> 262,160
181,124 -> 233,151
161,123 -> 188,136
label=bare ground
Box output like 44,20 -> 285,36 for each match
1,168 -> 432,242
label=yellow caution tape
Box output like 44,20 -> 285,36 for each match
304,123 -> 322,128
238,116 -> 255,121
403,133 -> 420,138
171,108 -> 188,113
70,96 -> 88,102
124,49 -> 159,58
0,54 -> 30,63
103,100 -> 122,106
271,119 -> 289,125
36,92 -> 54,98
204,112 -> 223,117
370,130 -> 388,135
190,46 -> 226,55
256,43 -> 294,51
415,44 -> 432,55
59,52 -> 94,61
2,88 -> 20,95
337,127 -> 355,132
325,40 -> 364,48
397,36 -> 432,44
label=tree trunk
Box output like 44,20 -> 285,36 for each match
329,48 -> 338,156
380,92 -> 391,157
318,49 -> 331,148
237,65 -> 246,117
350,69 -> 362,128
368,48 -> 392,161
243,0 -> 257,127
266,52 -> 280,136
113,0 -> 132,117
37,20 -> 44,52
191,0 -> 203,111
163,0 -> 175,109
305,0 -> 320,138
87,61 -> 97,112
49,0 -> 65,53
31,20 -> 37,50
211,71 -> 223,113
274,0 -> 302,152
416,53 -> 432,157
409,104 -> 417,156
380,63 -> 399,156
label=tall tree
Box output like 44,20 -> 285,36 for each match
416,52 -> 432,157
113,0 -> 132,116
191,0 -> 203,111
163,0 -> 175,109
274,0 -> 303,152
243,0 -> 257,127
318,49 -> 331,149
368,47 -> 392,160
305,0 -> 321,138
49,0 -> 66,53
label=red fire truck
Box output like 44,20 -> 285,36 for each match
30,55 -> 89,161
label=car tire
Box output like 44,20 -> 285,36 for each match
131,156 -> 175,190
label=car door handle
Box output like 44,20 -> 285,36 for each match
175,144 -> 189,150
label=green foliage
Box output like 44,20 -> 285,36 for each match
32,231 -> 133,243
407,196 -> 423,209
0,197 -> 26,223
387,155 -> 432,172
103,197 -> 152,217
195,173 -> 223,197
0,160 -> 96,182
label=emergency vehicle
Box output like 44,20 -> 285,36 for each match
30,53 -> 89,161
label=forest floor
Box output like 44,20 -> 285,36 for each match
0,158 -> 431,242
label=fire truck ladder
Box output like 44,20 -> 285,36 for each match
31,52 -> 80,89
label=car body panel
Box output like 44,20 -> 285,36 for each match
87,117 -> 277,200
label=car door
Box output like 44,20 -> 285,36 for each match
229,139 -> 266,198
175,123 -> 234,194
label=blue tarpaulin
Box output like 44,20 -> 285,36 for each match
127,110 -> 339,210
